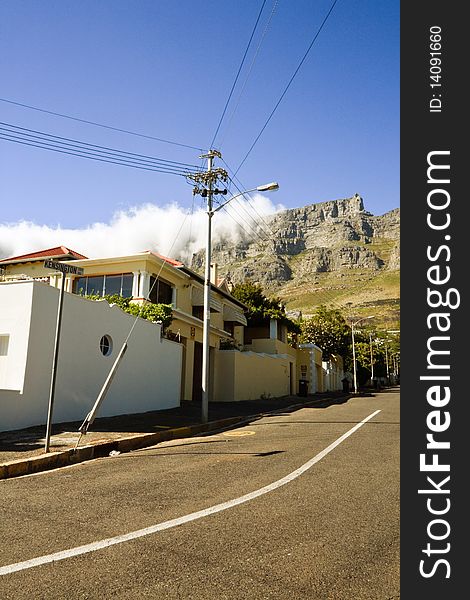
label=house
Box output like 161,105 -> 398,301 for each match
213,315 -> 299,402
322,354 -> 345,392
0,279 -> 182,431
297,343 -> 324,394
0,245 -> 330,430
0,246 -> 88,283
214,314 -> 299,401
63,251 -> 248,404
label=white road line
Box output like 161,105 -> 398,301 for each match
0,409 -> 381,576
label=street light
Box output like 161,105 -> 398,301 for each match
350,316 -> 374,394
201,179 -> 279,423
369,332 -> 374,384
386,330 -> 400,384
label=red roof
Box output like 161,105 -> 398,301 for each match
148,251 -> 184,267
0,246 -> 88,264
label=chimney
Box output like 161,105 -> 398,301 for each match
210,263 -> 218,285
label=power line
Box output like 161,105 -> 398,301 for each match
221,204 -> 271,247
218,0 -> 280,149
185,194 -> 197,265
0,133 -> 195,176
0,97 -> 204,151
209,0 -> 267,149
224,199 -> 272,244
222,203 -> 271,244
0,132 -> 197,174
77,211 -> 191,438
224,190 -> 274,242
221,157 -> 277,237
0,133 -> 196,174
212,171 -> 274,241
212,168 -> 275,242
234,0 -> 339,176
0,122 -> 203,176
0,122 -> 201,170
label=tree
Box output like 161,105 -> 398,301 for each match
300,306 -> 350,358
231,282 -> 300,333
85,294 -> 173,330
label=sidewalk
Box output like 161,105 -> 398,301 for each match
0,392 -> 350,479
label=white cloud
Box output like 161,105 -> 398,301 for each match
0,194 -> 284,263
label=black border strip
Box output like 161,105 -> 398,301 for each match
401,3 -> 465,596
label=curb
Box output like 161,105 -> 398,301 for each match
0,415 -> 246,480
0,395 -> 348,480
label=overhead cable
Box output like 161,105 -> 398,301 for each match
218,0 -> 280,149
77,212 -> 191,440
221,203 -> 271,246
225,201 -> 271,243
0,122 -> 202,176
224,191 -> 274,242
234,0 -> 339,176
0,97 -> 204,151
0,133 -> 194,176
221,157 -> 277,237
0,122 -> 200,170
209,0 -> 267,149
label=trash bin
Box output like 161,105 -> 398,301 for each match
298,379 -> 309,397
342,377 -> 350,393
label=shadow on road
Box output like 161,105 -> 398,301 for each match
0,388 -> 399,457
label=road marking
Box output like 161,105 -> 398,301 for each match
222,430 -> 256,437
0,409 -> 380,576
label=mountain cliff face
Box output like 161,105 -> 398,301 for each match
191,194 -> 400,325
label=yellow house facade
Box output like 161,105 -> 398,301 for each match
1,246 -> 332,404
65,251 -> 248,403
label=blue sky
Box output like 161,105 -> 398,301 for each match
0,0 -> 399,257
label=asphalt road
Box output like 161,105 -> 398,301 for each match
0,390 -> 399,599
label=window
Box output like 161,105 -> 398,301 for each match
74,276 -> 88,296
192,306 -> 203,321
104,274 -> 122,296
149,276 -> 173,305
99,335 -> 113,356
121,274 -> 133,297
223,322 -> 234,337
0,335 -> 9,356
87,275 -> 104,296
73,273 -> 133,298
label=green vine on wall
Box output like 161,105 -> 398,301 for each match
84,293 -> 173,330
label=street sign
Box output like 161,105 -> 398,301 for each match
44,260 -> 84,275
43,259 -> 83,452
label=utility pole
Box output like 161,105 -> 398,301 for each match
188,150 -> 228,423
369,333 -> 374,383
385,342 -> 390,381
349,315 -> 374,394
201,152 -> 214,423
187,152 -> 278,422
351,323 -> 357,394
201,151 -> 214,424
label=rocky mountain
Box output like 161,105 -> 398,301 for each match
191,194 -> 400,327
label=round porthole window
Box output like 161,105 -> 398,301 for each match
99,334 -> 113,356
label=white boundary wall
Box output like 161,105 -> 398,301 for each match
0,281 -> 182,431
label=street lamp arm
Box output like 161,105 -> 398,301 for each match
213,188 -> 257,213
351,315 -> 375,327
213,182 -> 279,213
